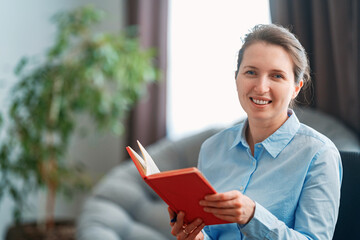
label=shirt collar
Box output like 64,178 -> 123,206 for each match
230,120 -> 249,150
230,109 -> 301,158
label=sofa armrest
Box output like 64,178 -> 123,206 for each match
77,128 -> 219,240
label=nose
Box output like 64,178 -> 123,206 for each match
254,75 -> 270,93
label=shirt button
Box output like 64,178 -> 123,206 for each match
257,144 -> 262,148
239,186 -> 244,191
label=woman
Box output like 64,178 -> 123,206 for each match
168,24 -> 342,239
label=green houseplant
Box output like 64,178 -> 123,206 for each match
0,5 -> 159,238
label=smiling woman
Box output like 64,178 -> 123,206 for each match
236,42 -> 303,147
168,24 -> 342,240
236,41 -> 302,154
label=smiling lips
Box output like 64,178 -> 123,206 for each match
250,97 -> 272,105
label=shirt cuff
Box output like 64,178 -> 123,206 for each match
202,227 -> 212,240
238,201 -> 278,238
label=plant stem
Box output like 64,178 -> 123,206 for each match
44,76 -> 62,231
45,159 -> 57,230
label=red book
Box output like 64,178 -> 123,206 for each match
126,141 -> 228,226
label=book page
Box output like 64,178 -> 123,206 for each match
127,146 -> 146,174
137,140 -> 160,175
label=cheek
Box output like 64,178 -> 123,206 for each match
236,80 -> 251,110
236,81 -> 247,104
236,78 -> 247,95
279,85 -> 296,102
287,84 -> 298,100
265,82 -> 286,101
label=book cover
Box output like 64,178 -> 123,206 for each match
126,141 -> 228,225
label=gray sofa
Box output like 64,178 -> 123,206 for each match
76,108 -> 360,240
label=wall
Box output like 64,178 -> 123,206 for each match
0,0 -> 125,238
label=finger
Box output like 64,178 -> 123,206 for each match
201,198 -> 242,209
208,209 -> 253,224
203,207 -> 237,216
168,207 -> 176,219
168,207 -> 177,226
186,223 -> 205,240
182,218 -> 202,236
177,224 -> 192,240
171,211 -> 185,236
204,191 -> 240,201
213,213 -> 236,222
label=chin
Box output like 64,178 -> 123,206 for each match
246,108 -> 276,119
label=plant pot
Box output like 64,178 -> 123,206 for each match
5,220 -> 75,240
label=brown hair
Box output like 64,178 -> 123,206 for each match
235,24 -> 310,87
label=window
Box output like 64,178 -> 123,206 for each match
167,0 -> 271,140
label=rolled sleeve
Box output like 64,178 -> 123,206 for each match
239,202 -> 309,239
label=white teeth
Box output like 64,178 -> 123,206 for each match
252,98 -> 269,105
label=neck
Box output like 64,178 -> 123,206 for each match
246,113 -> 288,155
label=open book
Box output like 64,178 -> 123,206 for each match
126,141 -> 228,226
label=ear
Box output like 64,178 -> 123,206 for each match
292,80 -> 303,99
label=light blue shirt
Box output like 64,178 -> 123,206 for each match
198,109 -> 342,240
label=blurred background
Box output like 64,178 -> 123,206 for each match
0,0 -> 359,239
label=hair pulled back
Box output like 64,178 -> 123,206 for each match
235,24 -> 310,86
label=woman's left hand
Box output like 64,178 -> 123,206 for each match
168,208 -> 205,240
199,190 -> 255,225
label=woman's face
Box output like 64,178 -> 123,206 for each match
236,41 -> 302,126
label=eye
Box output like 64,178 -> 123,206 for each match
245,70 -> 256,75
273,74 -> 284,79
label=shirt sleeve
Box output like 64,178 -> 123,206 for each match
202,229 -> 214,240
239,146 -> 342,240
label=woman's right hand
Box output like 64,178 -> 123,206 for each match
168,207 -> 205,240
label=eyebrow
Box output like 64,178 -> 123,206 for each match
243,65 -> 287,75
271,69 -> 287,74
270,69 -> 288,76
242,65 -> 258,69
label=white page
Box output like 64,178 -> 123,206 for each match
137,140 -> 160,175
128,146 -> 146,170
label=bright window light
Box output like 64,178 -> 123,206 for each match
167,0 -> 271,140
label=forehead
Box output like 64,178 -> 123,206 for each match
241,42 -> 294,72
